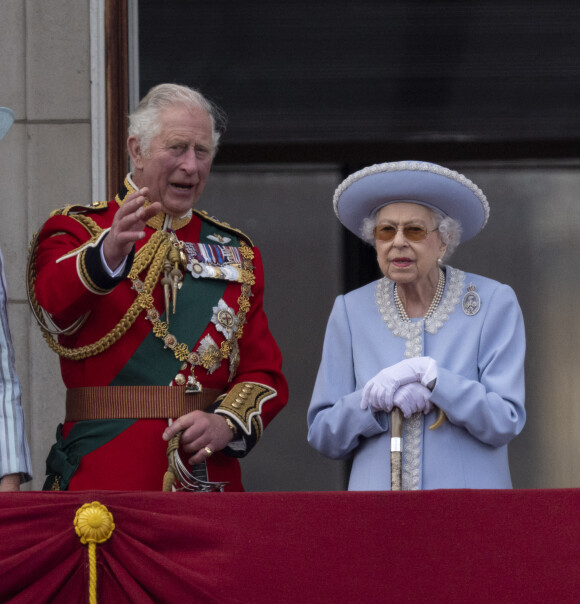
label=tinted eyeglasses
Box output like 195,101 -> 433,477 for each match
374,224 -> 439,242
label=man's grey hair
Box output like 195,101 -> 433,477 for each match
128,83 -> 227,158
360,207 -> 462,262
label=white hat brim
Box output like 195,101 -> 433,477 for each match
334,161 -> 489,243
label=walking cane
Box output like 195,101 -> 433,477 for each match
390,408 -> 403,491
390,407 -> 446,491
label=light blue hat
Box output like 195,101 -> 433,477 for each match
333,160 -> 490,244
0,107 -> 14,141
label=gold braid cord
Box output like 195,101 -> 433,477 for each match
162,433 -> 181,492
27,213 -> 104,339
28,219 -> 172,360
29,209 -> 256,369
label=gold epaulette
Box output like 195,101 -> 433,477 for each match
194,209 -> 254,247
49,200 -> 110,218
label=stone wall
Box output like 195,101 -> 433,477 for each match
0,0 -> 92,489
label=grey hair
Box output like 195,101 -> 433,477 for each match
128,83 -> 227,158
360,207 -> 462,262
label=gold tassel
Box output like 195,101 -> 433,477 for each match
74,502 -> 115,604
162,432 -> 182,492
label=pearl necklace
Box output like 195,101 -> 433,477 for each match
393,267 -> 446,322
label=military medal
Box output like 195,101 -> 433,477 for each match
212,299 -> 239,340
462,283 -> 481,316
184,242 -> 244,282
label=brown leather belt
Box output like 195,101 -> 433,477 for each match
65,386 -> 224,421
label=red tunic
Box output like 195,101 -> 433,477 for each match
33,179 -> 288,491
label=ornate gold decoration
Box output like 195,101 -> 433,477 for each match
159,232 -> 187,322
28,227 -> 173,360
220,340 -> 232,358
142,208 -> 192,232
197,335 -> 222,374
74,501 -> 115,604
74,501 -> 115,544
140,239 -> 255,391
215,381 -> 277,439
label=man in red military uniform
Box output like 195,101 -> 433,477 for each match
29,84 -> 288,492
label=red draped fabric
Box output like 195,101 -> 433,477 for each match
1,489 -> 579,603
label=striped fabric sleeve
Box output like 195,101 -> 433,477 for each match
0,248 -> 32,483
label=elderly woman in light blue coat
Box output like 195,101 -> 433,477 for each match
307,161 -> 525,490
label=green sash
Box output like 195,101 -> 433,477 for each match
43,420 -> 135,490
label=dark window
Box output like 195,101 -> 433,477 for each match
139,1 -> 580,163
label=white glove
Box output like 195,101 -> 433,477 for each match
361,357 -> 438,412
392,382 -> 433,419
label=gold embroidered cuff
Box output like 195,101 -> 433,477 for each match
77,247 -> 113,295
214,382 -> 277,438
74,230 -> 122,295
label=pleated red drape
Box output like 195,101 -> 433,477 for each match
1,489 -> 579,603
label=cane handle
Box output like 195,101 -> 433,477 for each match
429,408 -> 446,430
